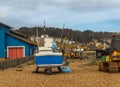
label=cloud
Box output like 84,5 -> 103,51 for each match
0,0 -> 120,32
1,0 -> 120,12
68,0 -> 120,11
1,0 -> 39,10
43,0 -> 120,12
0,12 -> 4,17
1,0 -> 120,15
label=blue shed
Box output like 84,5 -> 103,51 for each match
0,22 -> 37,59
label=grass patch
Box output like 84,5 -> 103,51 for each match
90,60 -> 98,66
16,65 -> 23,68
15,65 -> 24,71
85,60 -> 98,66
27,60 -> 35,65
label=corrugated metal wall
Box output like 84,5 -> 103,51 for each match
0,26 -> 10,58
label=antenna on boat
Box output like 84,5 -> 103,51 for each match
60,24 -> 65,50
44,20 -> 46,35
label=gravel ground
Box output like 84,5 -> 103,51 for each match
0,60 -> 120,87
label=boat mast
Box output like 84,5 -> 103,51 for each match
44,20 -> 46,35
60,24 -> 65,50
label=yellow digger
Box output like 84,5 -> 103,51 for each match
99,34 -> 120,72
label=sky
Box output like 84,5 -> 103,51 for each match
0,0 -> 120,32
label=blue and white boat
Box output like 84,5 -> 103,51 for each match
35,51 -> 63,68
34,45 -> 63,74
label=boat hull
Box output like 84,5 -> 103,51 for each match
35,55 -> 63,67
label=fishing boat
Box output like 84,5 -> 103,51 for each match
34,47 -> 73,74
34,22 -> 71,74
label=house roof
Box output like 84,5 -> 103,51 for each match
0,22 -> 12,29
6,32 -> 37,46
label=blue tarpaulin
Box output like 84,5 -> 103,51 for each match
60,66 -> 72,73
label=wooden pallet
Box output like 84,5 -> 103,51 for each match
99,61 -> 119,73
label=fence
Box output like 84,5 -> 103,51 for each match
0,56 -> 34,69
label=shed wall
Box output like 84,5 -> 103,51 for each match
6,34 -> 35,58
0,26 -> 10,58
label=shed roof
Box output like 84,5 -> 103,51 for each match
10,30 -> 29,38
6,32 -> 37,46
0,22 -> 12,29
